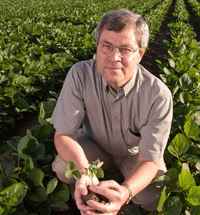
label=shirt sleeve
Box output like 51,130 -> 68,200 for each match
50,63 -> 85,136
139,93 -> 173,161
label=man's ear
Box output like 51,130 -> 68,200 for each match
137,47 -> 146,63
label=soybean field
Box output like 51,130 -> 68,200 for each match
0,0 -> 200,214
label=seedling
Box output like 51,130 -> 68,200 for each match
65,159 -> 109,205
65,159 -> 104,182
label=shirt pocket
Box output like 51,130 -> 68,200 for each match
126,128 -> 141,154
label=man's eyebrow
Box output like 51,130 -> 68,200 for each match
101,40 -> 133,48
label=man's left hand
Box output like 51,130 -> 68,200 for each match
84,180 -> 129,215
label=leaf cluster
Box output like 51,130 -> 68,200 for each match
0,98 -> 70,214
65,160 -> 104,181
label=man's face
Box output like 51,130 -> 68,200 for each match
96,27 -> 146,91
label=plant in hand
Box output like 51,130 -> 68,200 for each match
65,160 -> 109,205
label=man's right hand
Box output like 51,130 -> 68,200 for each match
74,174 -> 99,213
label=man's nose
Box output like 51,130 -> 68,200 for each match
109,48 -> 122,60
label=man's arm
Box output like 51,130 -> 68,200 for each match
123,155 -> 159,197
87,155 -> 159,214
54,130 -> 99,213
54,130 -> 89,171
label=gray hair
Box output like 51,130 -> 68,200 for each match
95,9 -> 149,48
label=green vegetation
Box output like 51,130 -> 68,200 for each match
0,0 -> 200,214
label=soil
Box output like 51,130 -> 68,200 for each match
2,0 -> 200,214
82,189 -> 109,205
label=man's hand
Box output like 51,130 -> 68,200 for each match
84,180 -> 129,215
74,174 -> 99,214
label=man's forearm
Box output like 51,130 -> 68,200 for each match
54,130 -> 89,171
122,155 -> 160,198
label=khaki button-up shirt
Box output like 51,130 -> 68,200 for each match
51,59 -> 173,160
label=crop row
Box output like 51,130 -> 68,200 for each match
0,0 -> 170,136
156,0 -> 200,214
0,0 -> 176,214
187,0 -> 200,25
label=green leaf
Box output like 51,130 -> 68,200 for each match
36,124 -> 53,142
50,201 -> 69,211
0,159 -> 15,176
179,73 -> 193,89
47,178 -> 58,195
28,143 -> 45,160
95,168 -> 104,178
186,186 -> 200,206
0,203 -> 9,215
122,204 -> 142,215
157,188 -> 166,212
0,145 -> 12,158
189,205 -> 200,215
27,186 -> 48,202
0,182 -> 28,206
169,59 -> 175,68
165,168 -> 181,192
38,203 -> 51,215
168,133 -> 190,158
26,168 -> 44,187
73,170 -> 82,179
51,182 -> 70,202
179,163 -> 196,191
184,119 -> 200,138
162,196 -> 182,215
66,161 -> 76,171
65,170 -> 74,179
179,92 -> 191,103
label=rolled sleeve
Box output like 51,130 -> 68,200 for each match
50,64 -> 85,135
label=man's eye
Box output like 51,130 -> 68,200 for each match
103,44 -> 112,49
121,48 -> 132,53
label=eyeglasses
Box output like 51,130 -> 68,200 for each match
98,41 -> 138,58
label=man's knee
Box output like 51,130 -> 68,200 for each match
52,154 -> 75,184
132,181 -> 163,211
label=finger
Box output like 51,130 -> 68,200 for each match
76,182 -> 88,196
89,184 -> 119,200
96,180 -> 121,191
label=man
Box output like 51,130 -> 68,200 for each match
51,9 -> 173,215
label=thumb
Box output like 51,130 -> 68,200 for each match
77,183 -> 88,196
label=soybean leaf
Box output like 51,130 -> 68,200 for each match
157,188 -> 166,212
66,161 -> 76,171
50,201 -> 69,211
186,186 -> 200,206
179,163 -> 196,191
184,119 -> 200,138
122,204 -> 142,215
47,178 -> 58,195
168,133 -> 190,158
165,168 -> 181,192
27,186 -> 48,202
73,170 -> 82,180
179,73 -> 193,89
0,203 -> 9,215
179,92 -> 191,104
189,206 -> 200,214
95,168 -> 104,178
162,196 -> 182,215
0,145 -> 12,158
0,159 -> 15,176
38,203 -> 51,215
65,170 -> 73,179
51,182 -> 70,202
28,143 -> 45,160
0,182 -> 28,206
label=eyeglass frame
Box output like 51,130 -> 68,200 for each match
98,41 -> 139,58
